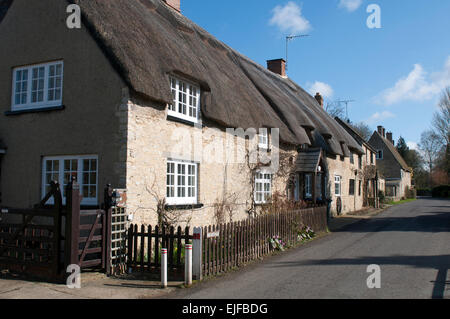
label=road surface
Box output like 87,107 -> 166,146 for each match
171,198 -> 450,299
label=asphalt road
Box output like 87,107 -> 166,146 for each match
171,198 -> 450,299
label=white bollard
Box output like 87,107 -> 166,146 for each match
185,244 -> 193,286
161,248 -> 168,288
192,227 -> 203,281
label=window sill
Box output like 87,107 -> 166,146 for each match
5,105 -> 65,116
165,203 -> 204,210
167,114 -> 203,127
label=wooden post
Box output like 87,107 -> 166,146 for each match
51,181 -> 63,275
64,177 -> 81,270
103,185 -> 113,274
127,225 -> 133,272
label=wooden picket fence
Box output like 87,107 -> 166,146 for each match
126,206 -> 327,278
201,206 -> 327,277
127,225 -> 193,273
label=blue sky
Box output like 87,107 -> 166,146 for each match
182,0 -> 450,148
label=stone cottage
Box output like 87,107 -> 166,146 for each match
368,126 -> 412,201
0,0 -> 373,227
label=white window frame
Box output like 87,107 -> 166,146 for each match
258,128 -> 269,149
334,175 -> 342,197
11,61 -> 64,111
254,170 -> 272,204
42,155 -> 98,206
166,159 -> 198,205
168,77 -> 200,124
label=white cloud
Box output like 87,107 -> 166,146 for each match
378,56 -> 450,105
365,111 -> 396,124
407,141 -> 419,151
306,81 -> 334,99
338,0 -> 363,12
269,2 -> 311,34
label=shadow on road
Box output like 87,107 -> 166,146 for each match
269,254 -> 450,299
333,211 -> 450,234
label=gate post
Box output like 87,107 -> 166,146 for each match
65,178 -> 81,270
103,185 -> 113,275
192,227 -> 202,281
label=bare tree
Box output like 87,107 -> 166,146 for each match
419,130 -> 442,187
325,101 -> 345,119
352,122 -> 372,141
432,87 -> 450,146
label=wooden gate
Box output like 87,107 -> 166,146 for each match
0,179 -> 112,282
0,182 -> 64,281
65,178 -> 111,273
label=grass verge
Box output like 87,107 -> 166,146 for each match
386,198 -> 417,205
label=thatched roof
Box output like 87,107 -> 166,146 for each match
1,0 -> 364,156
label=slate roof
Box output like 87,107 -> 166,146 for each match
371,132 -> 412,172
295,148 -> 322,173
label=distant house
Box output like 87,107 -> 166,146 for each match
0,0 -> 370,226
368,126 -> 412,201
335,118 -> 384,208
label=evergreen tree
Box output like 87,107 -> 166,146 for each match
396,137 -> 409,159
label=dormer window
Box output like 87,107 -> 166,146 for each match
169,77 -> 200,123
11,61 -> 63,111
258,128 -> 269,149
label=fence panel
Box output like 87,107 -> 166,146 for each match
127,224 -> 193,273
201,205 -> 327,277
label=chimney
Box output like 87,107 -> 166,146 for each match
163,0 -> 181,12
314,93 -> 324,108
382,128 -> 386,138
386,132 -> 394,144
267,59 -> 286,77
377,126 -> 383,136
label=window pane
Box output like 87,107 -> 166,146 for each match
31,67 -> 45,103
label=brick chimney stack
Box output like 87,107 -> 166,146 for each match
314,93 -> 324,108
386,132 -> 394,145
267,59 -> 286,77
163,0 -> 181,12
377,126 -> 386,138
